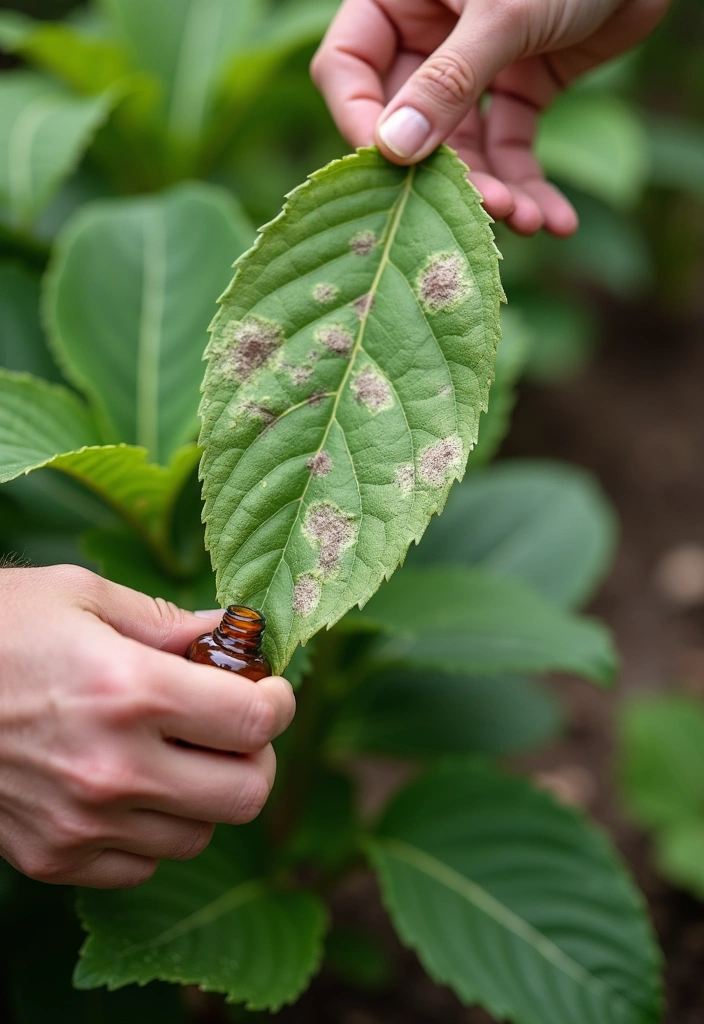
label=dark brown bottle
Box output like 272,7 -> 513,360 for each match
186,605 -> 271,680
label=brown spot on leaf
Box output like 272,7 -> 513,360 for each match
438,384 -> 453,397
349,229 -> 377,256
293,574 -> 321,616
317,324 -> 353,357
394,464 -> 415,496
304,502 -> 356,574
418,253 -> 470,312
312,282 -> 339,304
418,435 -> 463,486
242,401 -> 275,426
307,451 -> 332,477
351,365 -> 393,414
308,390 -> 328,407
224,316 -> 284,380
352,293 -> 374,320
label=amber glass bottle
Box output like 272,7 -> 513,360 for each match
186,605 -> 271,680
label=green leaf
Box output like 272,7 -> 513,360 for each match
351,566 -> 616,684
0,260 -> 61,381
618,697 -> 704,832
410,459 -> 616,608
537,94 -> 648,209
45,183 -> 255,462
0,70 -> 113,227
515,292 -> 598,384
367,760 -> 662,1024
470,306 -> 529,465
283,770 -> 358,871
330,668 -> 561,758
75,824 -> 327,1011
201,146 -> 503,674
646,115 -> 704,199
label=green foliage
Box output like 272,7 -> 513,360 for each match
368,760 -> 662,1024
0,261 -> 61,380
201,145 -> 503,674
619,697 -> 704,899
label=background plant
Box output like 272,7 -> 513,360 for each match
0,0 -> 702,1022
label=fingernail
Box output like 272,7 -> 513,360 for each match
195,608 -> 221,618
378,106 -> 431,159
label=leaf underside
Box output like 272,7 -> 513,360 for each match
200,146 -> 504,673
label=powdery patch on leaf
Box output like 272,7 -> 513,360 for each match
312,282 -> 339,304
352,293 -> 374,320
394,463 -> 415,496
417,435 -> 463,486
222,316 -> 284,381
241,401 -> 275,426
293,574 -> 321,616
418,252 -> 471,313
316,324 -> 353,357
351,365 -> 393,414
349,229 -> 378,256
303,502 -> 356,574
307,450 -> 332,477
281,362 -> 314,387
438,384 -> 453,396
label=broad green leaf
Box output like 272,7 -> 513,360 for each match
410,459 -> 616,608
618,697 -> 704,832
283,770 -> 358,871
368,760 -> 662,1024
646,115 -> 704,199
537,94 -> 648,209
470,307 -> 529,466
0,71 -> 113,227
201,146 -> 503,674
0,11 -> 132,95
0,260 -> 61,381
330,669 -> 560,758
351,566 -> 616,684
515,292 -> 598,384
75,825 -> 327,1011
45,183 -> 255,462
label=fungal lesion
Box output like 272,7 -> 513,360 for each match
417,435 -> 463,486
293,573 -> 322,616
280,362 -> 314,387
351,365 -> 393,414
216,315 -> 285,381
438,383 -> 453,397
352,293 -> 374,320
316,324 -> 354,358
306,450 -> 332,477
303,501 -> 357,575
417,252 -> 471,313
312,282 -> 339,304
394,463 -> 415,496
349,229 -> 378,256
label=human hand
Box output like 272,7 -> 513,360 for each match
0,565 -> 295,888
312,0 -> 670,236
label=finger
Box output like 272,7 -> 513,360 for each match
505,186 -> 544,236
445,107 -> 515,221
139,744 -> 277,826
311,0 -> 397,148
468,171 -> 515,221
75,850 -> 159,888
520,178 -> 579,237
111,810 -> 215,862
376,3 -> 524,164
154,663 -> 295,754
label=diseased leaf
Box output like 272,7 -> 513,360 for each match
75,825 -> 327,1011
410,459 -> 616,608
329,670 -> 561,758
368,760 -> 662,1024
45,183 -> 255,463
201,146 -> 503,674
0,70 -> 113,226
349,566 -> 616,684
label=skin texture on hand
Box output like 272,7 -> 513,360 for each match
0,566 -> 295,888
312,0 -> 671,236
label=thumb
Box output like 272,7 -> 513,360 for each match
91,578 -> 222,655
375,4 -> 523,164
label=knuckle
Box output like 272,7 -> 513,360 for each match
48,809 -> 101,852
91,660 -> 164,724
172,822 -> 214,861
62,755 -> 135,806
49,563 -> 104,597
21,848 -> 69,884
116,858 -> 158,889
227,772 -> 271,825
147,596 -> 186,649
417,51 -> 476,107
241,693 -> 278,750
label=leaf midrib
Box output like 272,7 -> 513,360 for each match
167,0 -> 226,139
377,836 -> 645,1019
136,209 -> 166,458
7,91 -> 63,217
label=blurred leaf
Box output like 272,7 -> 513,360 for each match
329,669 -> 561,758
537,94 -> 648,209
0,70 -> 113,228
350,566 -> 616,685
201,146 -> 503,675
646,115 -> 704,199
75,824 -> 327,1011
45,183 -> 255,462
0,260 -> 61,381
367,760 -> 662,1024
513,292 -> 598,383
325,927 -> 393,992
286,641 -> 315,688
283,770 -> 358,871
470,307 -> 530,465
655,819 -> 704,900
410,459 -> 616,608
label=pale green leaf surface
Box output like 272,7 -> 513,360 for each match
45,183 -> 255,462
410,459 -> 616,608
75,825 -> 327,1011
201,146 -> 503,674
330,669 -> 561,758
351,566 -> 616,684
0,70 -> 113,225
537,94 -> 648,209
368,760 -> 662,1024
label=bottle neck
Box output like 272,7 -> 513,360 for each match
214,605 -> 265,656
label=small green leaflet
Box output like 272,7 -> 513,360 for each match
201,146 -> 504,673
